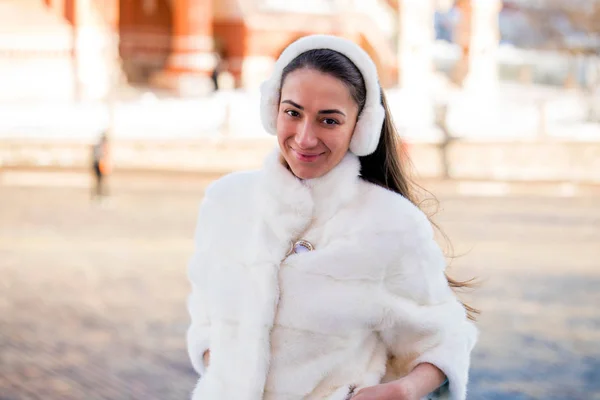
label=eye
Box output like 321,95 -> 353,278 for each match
322,118 -> 339,126
285,109 -> 300,118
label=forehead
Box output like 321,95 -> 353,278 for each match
280,68 -> 355,109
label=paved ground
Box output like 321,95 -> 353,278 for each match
0,178 -> 599,400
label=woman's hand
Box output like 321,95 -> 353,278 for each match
203,350 -> 210,367
352,362 -> 445,400
352,380 -> 417,400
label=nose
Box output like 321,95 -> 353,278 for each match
294,120 -> 318,148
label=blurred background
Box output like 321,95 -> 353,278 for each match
0,0 -> 599,399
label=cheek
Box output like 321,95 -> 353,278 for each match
343,123 -> 358,146
323,126 -> 354,150
276,114 -> 295,140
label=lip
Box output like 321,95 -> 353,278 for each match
291,148 -> 324,162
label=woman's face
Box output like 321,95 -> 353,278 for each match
276,68 -> 359,180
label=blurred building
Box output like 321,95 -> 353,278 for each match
0,0 -> 505,101
1,0 -> 598,184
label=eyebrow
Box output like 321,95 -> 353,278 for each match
281,99 -> 346,117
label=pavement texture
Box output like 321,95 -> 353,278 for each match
0,178 -> 599,400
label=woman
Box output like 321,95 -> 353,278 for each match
186,35 -> 478,400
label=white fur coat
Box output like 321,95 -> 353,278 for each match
187,149 -> 478,400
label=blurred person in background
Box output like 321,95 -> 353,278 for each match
91,132 -> 111,203
211,52 -> 223,92
187,35 -> 478,400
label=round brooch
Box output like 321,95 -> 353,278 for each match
286,239 -> 314,256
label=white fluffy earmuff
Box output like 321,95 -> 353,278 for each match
259,35 -> 385,156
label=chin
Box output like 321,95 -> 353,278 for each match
290,164 -> 325,180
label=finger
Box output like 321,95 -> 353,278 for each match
351,390 -> 368,399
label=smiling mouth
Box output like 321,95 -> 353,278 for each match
291,148 -> 324,161
296,151 -> 321,156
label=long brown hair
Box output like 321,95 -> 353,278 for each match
363,93 -> 479,320
281,49 -> 479,320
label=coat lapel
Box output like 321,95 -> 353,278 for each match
237,147 -> 362,399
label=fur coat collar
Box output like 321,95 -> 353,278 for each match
258,149 -> 361,242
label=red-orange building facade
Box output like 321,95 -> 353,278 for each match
0,0 -> 500,101
0,0 -> 405,100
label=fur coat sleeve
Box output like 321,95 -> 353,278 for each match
186,186 -> 221,376
379,210 -> 478,400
